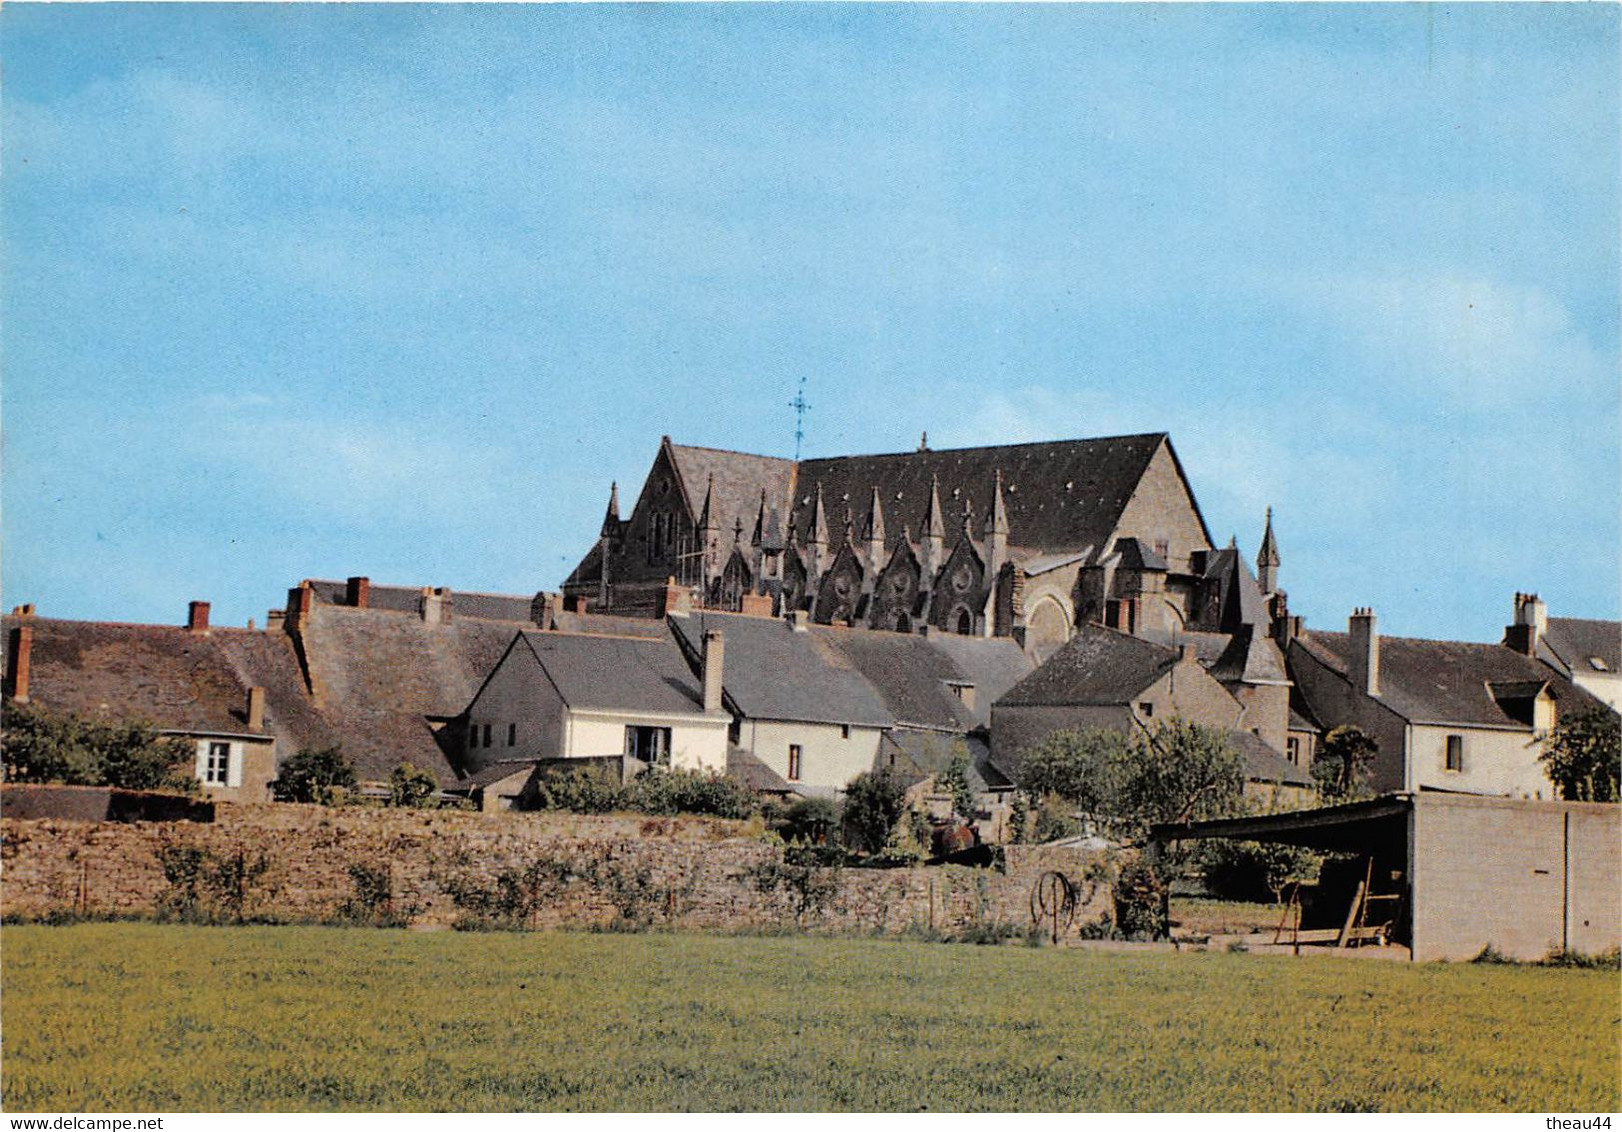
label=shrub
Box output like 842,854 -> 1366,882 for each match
1,700 -> 197,794
537,765 -> 624,813
154,842 -> 272,924
388,763 -> 438,809
842,767 -> 909,856
1198,838 -> 1321,904
620,768 -> 758,819
1112,857 -> 1168,940
1540,708 -> 1621,803
777,796 -> 840,846
272,746 -> 356,805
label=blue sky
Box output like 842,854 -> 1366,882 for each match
4,3 -> 1617,643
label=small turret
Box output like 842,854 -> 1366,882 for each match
1257,506 -> 1280,595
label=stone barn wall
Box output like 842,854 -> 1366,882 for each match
0,804 -> 1110,938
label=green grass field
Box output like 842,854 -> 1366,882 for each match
3,923 -> 1616,1112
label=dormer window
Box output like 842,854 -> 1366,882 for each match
946,682 -> 976,711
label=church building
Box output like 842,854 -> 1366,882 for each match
563,433 -> 1279,663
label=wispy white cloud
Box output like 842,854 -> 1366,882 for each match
1288,271 -> 1610,411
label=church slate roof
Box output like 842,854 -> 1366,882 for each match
792,433 -> 1170,558
667,443 -> 797,548
996,623 -> 1177,708
667,612 -> 892,728
1540,617 -> 1621,679
514,630 -> 707,715
1299,631 -> 1609,729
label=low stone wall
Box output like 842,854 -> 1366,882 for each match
0,804 -> 1110,937
1,784 -> 215,824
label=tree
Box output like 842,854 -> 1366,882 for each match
1114,719 -> 1247,836
841,767 -> 910,855
1015,728 -> 1126,812
272,745 -> 356,805
1540,707 -> 1621,802
1,700 -> 196,793
939,746 -> 978,823
1313,725 -> 1378,801
389,762 -> 439,808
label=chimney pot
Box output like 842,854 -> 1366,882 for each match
187,601 -> 211,633
246,686 -> 266,731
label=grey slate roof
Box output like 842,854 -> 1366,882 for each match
4,616 -> 267,736
452,759 -> 542,791
517,630 -> 707,715
306,579 -> 542,623
1540,617 -> 1622,679
996,624 -> 1177,708
1300,631 -> 1610,729
295,604 -> 528,785
794,433 -> 1175,560
819,630 -> 1032,731
726,746 -> 793,793
882,731 -> 1011,792
667,612 -> 893,728
1226,730 -> 1314,787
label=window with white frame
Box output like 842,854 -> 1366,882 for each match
204,741 -> 231,786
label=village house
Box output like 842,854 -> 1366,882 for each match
1288,608 -> 1613,798
0,602 -> 319,802
665,609 -> 893,795
462,628 -> 730,778
1502,592 -> 1622,712
989,621 -> 1312,800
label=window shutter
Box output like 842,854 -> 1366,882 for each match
194,740 -> 209,782
227,743 -> 243,788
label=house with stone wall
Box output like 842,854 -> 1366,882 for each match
1289,608 -> 1613,798
1,603 -> 306,802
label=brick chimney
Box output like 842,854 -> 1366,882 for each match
702,629 -> 725,714
345,576 -> 371,609
7,624 -> 33,703
285,583 -> 314,633
1505,592 -> 1547,657
1178,642 -> 1198,665
187,601 -> 211,634
1348,608 -> 1380,697
246,686 -> 265,731
661,577 -> 692,618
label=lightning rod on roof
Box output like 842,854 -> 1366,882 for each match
789,376 -> 811,461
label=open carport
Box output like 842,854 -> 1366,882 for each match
1151,792 -> 1620,961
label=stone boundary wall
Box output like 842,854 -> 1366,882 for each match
1,784 -> 215,824
1,804 -> 1111,937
